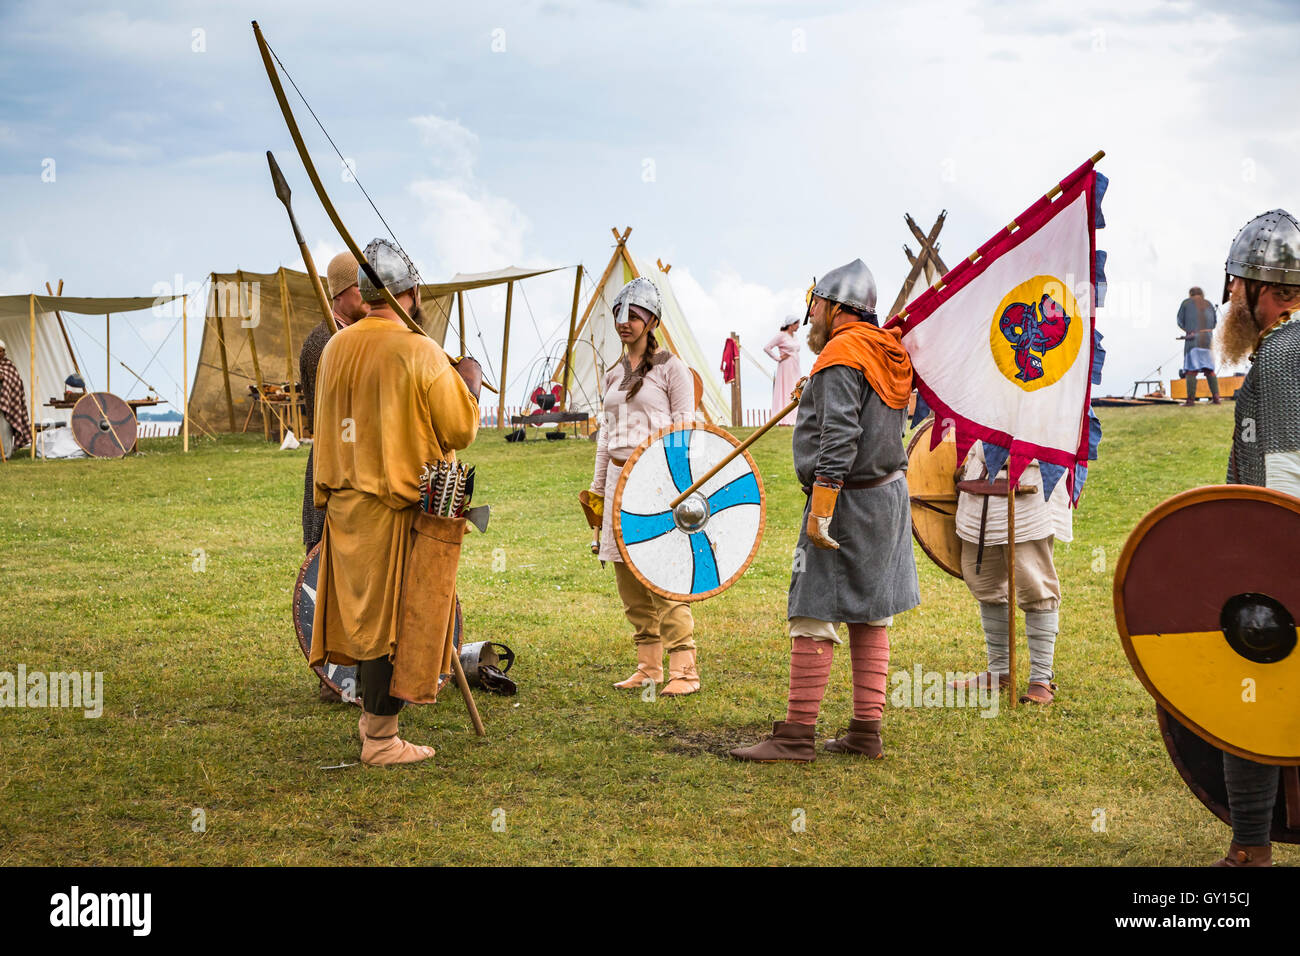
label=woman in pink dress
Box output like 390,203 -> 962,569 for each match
763,315 -> 803,425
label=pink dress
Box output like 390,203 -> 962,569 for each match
763,330 -> 802,425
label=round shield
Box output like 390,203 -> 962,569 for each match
1157,706 -> 1300,844
1115,485 -> 1300,764
906,417 -> 962,579
292,543 -> 464,701
71,392 -> 137,458
613,422 -> 765,602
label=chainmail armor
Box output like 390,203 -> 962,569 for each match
1228,316 -> 1300,486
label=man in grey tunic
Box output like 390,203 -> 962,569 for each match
731,260 -> 919,763
1176,286 -> 1219,404
1210,209 -> 1300,866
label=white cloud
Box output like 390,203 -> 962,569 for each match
410,115 -> 480,181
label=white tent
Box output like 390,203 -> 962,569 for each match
0,292 -> 183,459
557,229 -> 728,423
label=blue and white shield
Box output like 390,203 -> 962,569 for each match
613,422 -> 765,602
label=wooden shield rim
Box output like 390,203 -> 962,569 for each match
1114,484 -> 1300,766
612,420 -> 766,603
291,543 -> 463,700
71,391 -> 136,459
905,417 -> 963,580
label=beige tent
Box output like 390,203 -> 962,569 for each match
187,265 -> 560,436
0,291 -> 183,459
555,228 -> 729,424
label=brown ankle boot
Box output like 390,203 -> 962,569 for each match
613,642 -> 663,689
1212,842 -> 1272,867
360,713 -> 436,767
729,721 -> 816,763
823,718 -> 883,757
661,647 -> 700,696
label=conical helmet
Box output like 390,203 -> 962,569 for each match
612,276 -> 662,324
1225,209 -> 1300,286
812,259 -> 877,314
358,238 -> 420,301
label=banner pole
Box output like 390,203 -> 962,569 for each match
1007,486 -> 1017,709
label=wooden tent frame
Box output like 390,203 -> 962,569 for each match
557,226 -> 717,425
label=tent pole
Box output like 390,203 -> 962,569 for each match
562,265 -> 583,407
278,268 -> 302,438
214,282 -> 236,431
105,315 -> 111,392
183,296 -> 189,453
568,228 -> 630,345
45,281 -> 81,378
29,295 -> 36,459
240,270 -> 270,441
729,332 -> 742,428
497,281 -> 514,430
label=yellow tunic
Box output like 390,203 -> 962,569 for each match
309,317 -> 478,666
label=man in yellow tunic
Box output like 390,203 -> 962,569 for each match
310,239 -> 481,766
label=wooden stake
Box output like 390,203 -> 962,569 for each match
729,332 -> 742,428
497,281 -> 513,430
449,645 -> 486,736
1007,486 -> 1017,709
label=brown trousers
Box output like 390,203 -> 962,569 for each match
960,536 -> 1061,612
613,561 -> 695,650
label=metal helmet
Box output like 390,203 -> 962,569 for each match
810,258 -> 877,317
358,237 -> 420,302
1225,209 -> 1300,288
611,276 -> 662,326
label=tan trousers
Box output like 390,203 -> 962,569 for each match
960,536 -> 1061,612
613,561 -> 695,650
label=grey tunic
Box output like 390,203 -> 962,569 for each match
787,363 -> 920,623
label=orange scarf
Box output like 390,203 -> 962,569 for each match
809,321 -> 913,409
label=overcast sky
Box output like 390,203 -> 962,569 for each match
2,0 -> 1297,414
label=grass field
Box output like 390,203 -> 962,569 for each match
0,403 -> 1280,866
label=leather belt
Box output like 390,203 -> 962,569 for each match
801,469 -> 903,496
611,456 -> 627,467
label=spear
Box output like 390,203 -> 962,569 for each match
266,151 -> 339,335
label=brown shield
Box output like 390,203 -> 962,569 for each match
71,392 -> 137,458
1114,485 -> 1300,765
906,418 -> 963,579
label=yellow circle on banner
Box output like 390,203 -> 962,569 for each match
988,275 -> 1084,392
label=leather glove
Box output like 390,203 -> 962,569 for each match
452,356 -> 483,401
806,483 -> 841,550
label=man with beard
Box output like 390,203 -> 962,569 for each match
1177,286 -> 1220,405
310,238 -> 481,766
730,260 -> 918,762
301,252 -> 370,702
1212,209 -> 1300,865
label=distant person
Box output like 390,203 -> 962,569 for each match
1177,286 -> 1219,405
311,239 -> 480,766
0,339 -> 33,455
300,251 -> 370,703
763,315 -> 802,425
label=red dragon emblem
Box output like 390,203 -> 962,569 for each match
998,293 -> 1071,382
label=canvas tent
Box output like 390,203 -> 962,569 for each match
0,291 -> 183,459
187,264 -> 559,436
556,228 -> 729,423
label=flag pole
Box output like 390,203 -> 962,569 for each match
1007,486 -> 1017,709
